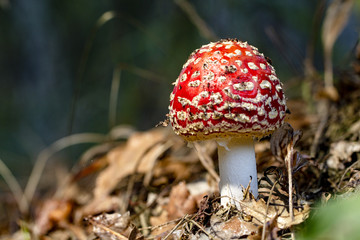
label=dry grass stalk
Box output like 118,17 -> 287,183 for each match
261,180 -> 278,240
23,133 -> 106,211
193,142 -> 220,183
286,142 -> 295,223
174,0 -> 218,41
0,157 -> 28,214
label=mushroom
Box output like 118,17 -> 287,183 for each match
168,39 -> 287,208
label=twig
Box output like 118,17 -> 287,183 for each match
286,142 -> 294,223
87,218 -> 128,240
174,0 -> 218,41
337,160 -> 360,189
310,100 -> 330,157
0,157 -> 29,215
185,217 -> 216,240
261,180 -> 278,240
138,216 -> 185,231
163,215 -> 188,240
286,142 -> 295,240
139,210 -> 150,236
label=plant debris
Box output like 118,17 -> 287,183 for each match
1,18 -> 360,239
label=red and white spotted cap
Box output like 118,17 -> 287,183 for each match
168,39 -> 287,141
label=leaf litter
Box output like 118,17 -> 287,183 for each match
2,29 -> 360,240
1,78 -> 360,239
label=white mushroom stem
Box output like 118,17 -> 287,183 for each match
217,137 -> 258,209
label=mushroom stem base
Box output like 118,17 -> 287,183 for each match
217,137 -> 258,209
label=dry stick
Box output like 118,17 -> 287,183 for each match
174,0 -> 218,42
23,133 -> 106,208
88,218 -> 128,240
261,180 -> 279,240
139,209 -> 150,236
286,142 -> 294,222
0,157 -> 29,214
286,142 -> 295,240
338,160 -> 360,190
310,100 -> 329,157
185,218 -> 216,240
163,216 -> 188,240
139,215 -> 190,232
193,142 -> 220,183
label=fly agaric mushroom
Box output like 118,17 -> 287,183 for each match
168,39 -> 287,208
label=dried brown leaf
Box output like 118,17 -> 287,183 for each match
94,128 -> 167,199
34,199 -> 73,236
88,212 -> 134,240
75,129 -> 170,218
76,196 -> 125,221
167,182 -> 197,220
327,141 -> 360,169
240,198 -> 310,229
152,159 -> 192,184
270,123 -> 295,161
207,215 -> 259,239
142,141 -> 173,186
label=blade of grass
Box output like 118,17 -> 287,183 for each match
0,157 -> 29,214
68,10 -> 165,135
68,11 -> 117,135
174,0 -> 218,41
109,67 -> 121,129
118,62 -> 167,83
322,0 -> 353,89
23,133 -> 106,208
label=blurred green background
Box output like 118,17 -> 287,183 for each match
0,0 -> 359,180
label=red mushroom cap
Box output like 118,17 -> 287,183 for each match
168,39 -> 287,141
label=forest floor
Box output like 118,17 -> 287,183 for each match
1,67 -> 360,239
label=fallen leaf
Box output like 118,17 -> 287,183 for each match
167,182 -> 197,220
95,128 -> 168,199
327,141 -> 360,169
87,212 -> 135,240
78,128 -> 169,217
240,198 -> 310,229
33,199 -> 73,236
216,216 -> 259,238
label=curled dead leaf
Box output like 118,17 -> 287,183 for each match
327,141 -> 360,169
240,198 -> 310,229
167,182 -> 197,220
